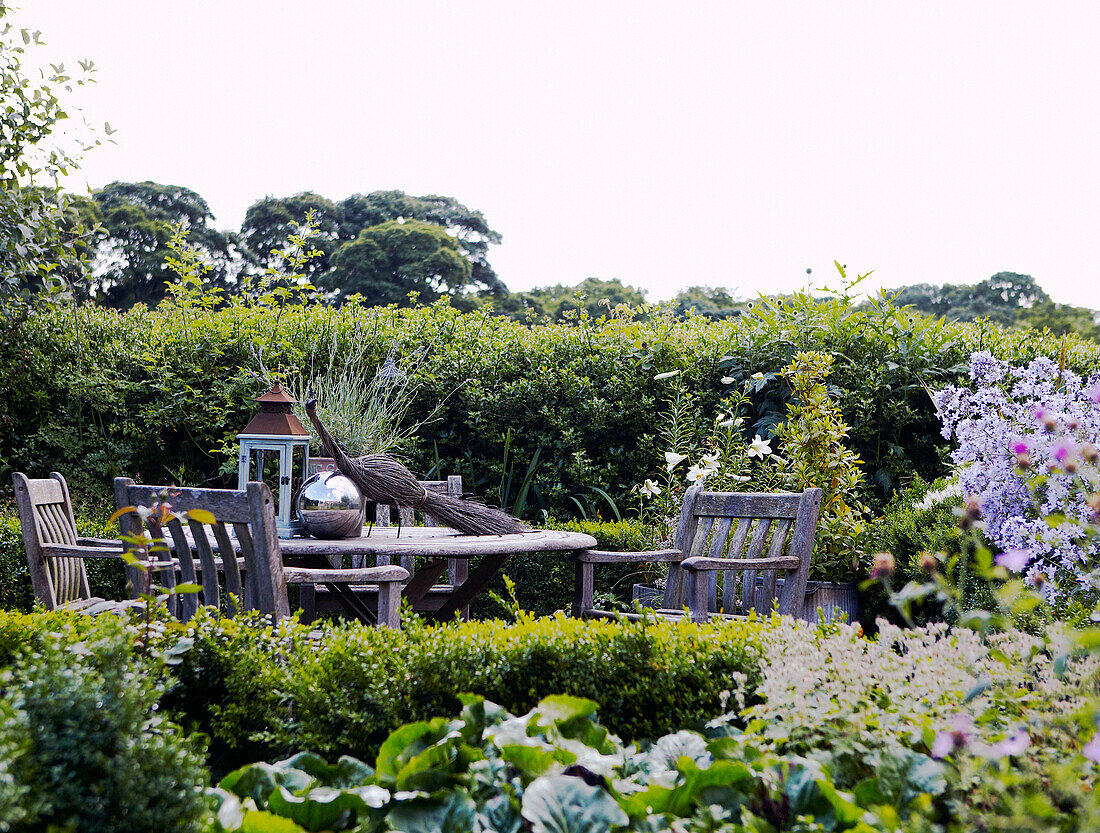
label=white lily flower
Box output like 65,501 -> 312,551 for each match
720,376 -> 735,385
750,372 -> 765,381
654,370 -> 681,380
641,479 -> 662,498
701,452 -> 721,469
664,451 -> 688,471
747,435 -> 773,459
686,465 -> 713,483
730,474 -> 751,482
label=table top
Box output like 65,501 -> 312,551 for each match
277,526 -> 597,559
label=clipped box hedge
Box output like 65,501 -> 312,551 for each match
160,609 -> 766,777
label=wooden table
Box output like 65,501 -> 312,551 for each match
279,526 -> 597,622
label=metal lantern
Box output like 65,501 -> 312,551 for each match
237,381 -> 311,538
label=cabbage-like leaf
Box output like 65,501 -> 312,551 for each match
387,790 -> 477,833
521,774 -> 628,833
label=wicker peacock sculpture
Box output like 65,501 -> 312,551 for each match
304,398 -> 525,536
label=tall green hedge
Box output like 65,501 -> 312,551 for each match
3,295 -> 1098,516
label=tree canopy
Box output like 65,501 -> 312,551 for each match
887,272 -> 1098,342
673,285 -> 743,319
75,181 -> 238,307
324,219 -> 472,306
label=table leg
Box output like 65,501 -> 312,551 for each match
401,558 -> 449,606
431,553 -> 509,622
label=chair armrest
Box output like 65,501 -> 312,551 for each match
681,556 -> 801,572
40,543 -> 124,559
575,549 -> 683,564
76,537 -> 123,548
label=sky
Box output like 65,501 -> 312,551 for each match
22,1 -> 1100,307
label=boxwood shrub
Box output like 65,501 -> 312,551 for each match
0,612 -> 209,832
160,609 -> 766,777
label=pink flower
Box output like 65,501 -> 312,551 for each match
1051,438 -> 1077,467
1089,384 -> 1100,406
990,730 -> 1029,758
996,549 -> 1031,572
1010,441 -> 1029,455
932,714 -> 974,758
1083,731 -> 1100,763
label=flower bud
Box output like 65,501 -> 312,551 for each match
1043,415 -> 1058,432
1081,443 -> 1099,464
919,551 -> 939,574
955,498 -> 982,528
1015,452 -> 1031,469
1087,493 -> 1100,518
1030,571 -> 1047,588
871,551 -> 896,579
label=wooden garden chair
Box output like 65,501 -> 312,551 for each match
113,478 -> 410,627
12,472 -> 142,615
300,475 -> 470,622
573,484 -> 823,623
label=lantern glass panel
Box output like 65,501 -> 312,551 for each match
248,446 -> 285,506
292,444 -> 308,500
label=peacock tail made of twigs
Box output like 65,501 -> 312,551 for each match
305,399 -> 526,536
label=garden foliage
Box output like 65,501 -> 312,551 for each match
4,287 -> 1100,523
0,612 -> 209,832
0,589 -> 1096,830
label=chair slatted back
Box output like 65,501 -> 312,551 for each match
668,486 -> 821,616
114,479 -> 288,621
13,472 -> 91,608
373,476 -> 463,582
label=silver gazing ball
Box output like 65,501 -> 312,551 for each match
296,471 -> 366,539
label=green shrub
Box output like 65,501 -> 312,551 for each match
164,609 -> 764,776
773,351 -> 869,579
0,614 -> 209,832
857,477 -> 1001,626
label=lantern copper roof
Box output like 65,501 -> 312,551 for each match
239,381 -> 310,437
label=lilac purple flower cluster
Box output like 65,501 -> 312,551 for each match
934,351 -> 1100,599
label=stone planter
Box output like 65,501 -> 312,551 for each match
631,578 -> 859,623
632,583 -> 663,609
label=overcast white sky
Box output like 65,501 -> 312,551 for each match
23,1 -> 1100,306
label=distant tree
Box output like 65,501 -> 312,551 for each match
323,219 -> 472,306
506,277 -> 648,321
891,273 -> 1050,326
240,189 -> 506,298
78,181 -> 238,308
239,192 -> 342,279
1018,300 -> 1100,342
674,285 -> 742,319
338,191 -> 506,295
